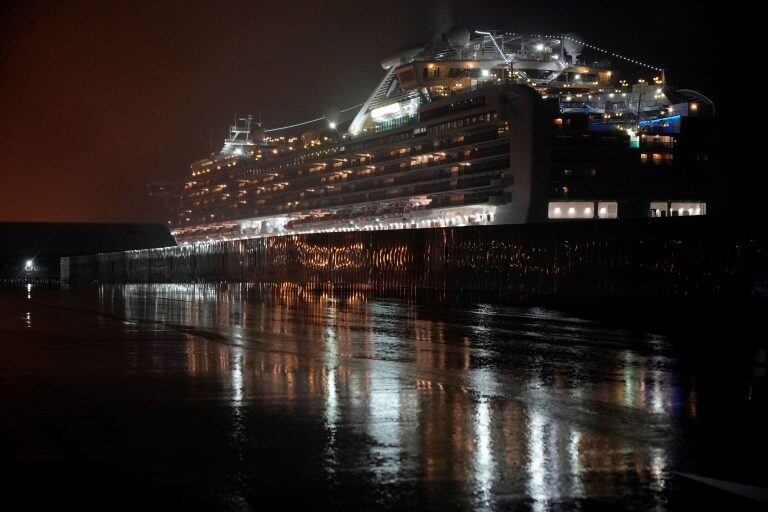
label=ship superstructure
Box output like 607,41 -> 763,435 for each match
170,27 -> 714,244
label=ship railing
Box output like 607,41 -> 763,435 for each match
250,154 -> 510,221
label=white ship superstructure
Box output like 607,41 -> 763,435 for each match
169,27 -> 714,244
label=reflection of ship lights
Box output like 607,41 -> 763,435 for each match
474,397 -> 493,500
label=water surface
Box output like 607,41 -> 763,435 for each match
0,284 -> 764,510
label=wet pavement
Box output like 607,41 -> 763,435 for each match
1,284 -> 766,510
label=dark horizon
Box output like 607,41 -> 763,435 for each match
0,0 -> 754,223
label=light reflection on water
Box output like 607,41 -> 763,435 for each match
97,283 -> 693,509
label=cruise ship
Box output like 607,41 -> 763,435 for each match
165,27 -> 715,244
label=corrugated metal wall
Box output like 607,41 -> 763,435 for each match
64,217 -> 767,300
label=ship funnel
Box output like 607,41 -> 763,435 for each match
563,33 -> 584,62
447,25 -> 471,48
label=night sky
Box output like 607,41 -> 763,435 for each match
0,0 -> 753,223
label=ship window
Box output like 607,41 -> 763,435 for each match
548,201 -> 595,220
649,201 -> 668,217
670,202 -> 706,216
597,202 -> 618,219
642,152 -> 673,165
641,135 -> 674,148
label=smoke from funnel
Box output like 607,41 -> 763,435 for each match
428,0 -> 456,40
